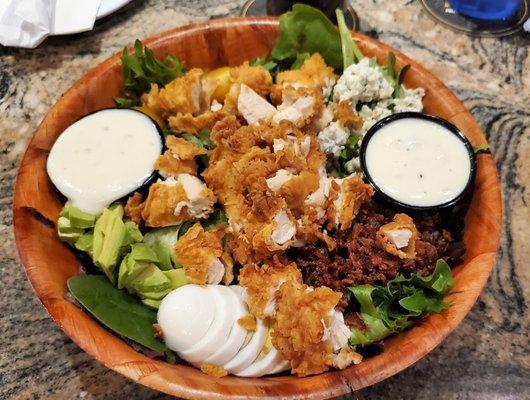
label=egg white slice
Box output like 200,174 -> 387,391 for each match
229,285 -> 244,297
234,346 -> 286,378
268,359 -> 290,375
202,286 -> 248,366
223,317 -> 267,374
157,284 -> 215,352
179,285 -> 234,363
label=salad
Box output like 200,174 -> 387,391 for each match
50,5 -> 464,378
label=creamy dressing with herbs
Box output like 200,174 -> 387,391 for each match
365,118 -> 471,207
47,109 -> 162,214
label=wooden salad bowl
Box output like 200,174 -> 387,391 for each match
13,17 -> 502,399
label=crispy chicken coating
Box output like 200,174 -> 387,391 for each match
272,280 -> 342,376
166,136 -> 208,159
237,314 -> 257,331
154,136 -> 207,177
223,63 -> 273,115
174,223 -> 224,284
239,257 -> 302,319
141,180 -> 190,227
334,101 -> 363,130
376,213 -> 418,259
142,68 -> 203,118
168,110 -> 229,135
327,175 -> 374,230
155,151 -> 197,177
200,363 -> 228,378
124,192 -> 144,224
275,53 -> 336,94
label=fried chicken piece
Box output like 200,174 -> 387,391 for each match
272,86 -> 324,129
138,174 -> 216,227
154,136 -> 207,177
251,210 -> 297,260
141,179 -> 190,227
239,257 -> 302,319
200,363 -> 228,378
211,121 -> 261,162
230,63 -> 273,97
271,53 -> 337,103
238,84 -> 277,125
124,192 -> 144,224
222,63 -> 273,114
155,151 -> 197,177
174,223 -> 224,284
166,136 -> 208,159
237,314 -> 257,331
327,175 -> 374,230
335,101 -> 363,130
221,248 -> 235,285
168,110 -> 228,135
296,216 -> 336,250
277,171 -> 320,210
331,346 -> 362,369
376,213 -> 418,259
272,281 -> 342,377
142,68 -> 203,118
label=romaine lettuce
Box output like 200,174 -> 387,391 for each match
349,259 -> 453,348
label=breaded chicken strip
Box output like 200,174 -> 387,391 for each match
174,223 -> 224,285
168,110 -> 228,135
126,175 -> 216,227
334,101 -> 363,130
327,175 -> 374,230
124,192 -> 144,224
154,136 -> 208,177
271,53 -> 337,103
239,257 -> 302,319
376,213 -> 418,259
142,68 -> 203,118
272,280 -> 342,376
223,63 -> 273,115
140,178 -> 191,227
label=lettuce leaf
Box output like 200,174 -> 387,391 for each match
115,39 -> 185,108
249,57 -> 278,75
336,9 -> 364,70
271,4 -> 343,71
349,259 -> 453,348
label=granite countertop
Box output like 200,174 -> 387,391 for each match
1,0 -> 529,398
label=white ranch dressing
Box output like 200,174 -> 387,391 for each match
365,118 -> 471,207
47,109 -> 162,214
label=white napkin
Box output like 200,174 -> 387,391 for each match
0,0 -> 52,48
51,0 -> 102,35
0,0 -> 102,48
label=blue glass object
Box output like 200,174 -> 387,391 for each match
450,0 -> 522,20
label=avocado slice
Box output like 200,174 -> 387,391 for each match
92,204 -> 129,283
164,268 -> 191,289
60,206 -> 97,229
57,215 -> 85,244
75,233 -> 94,253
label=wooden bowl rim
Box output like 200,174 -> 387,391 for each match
12,16 -> 502,399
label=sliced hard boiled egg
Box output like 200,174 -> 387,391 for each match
223,316 -> 267,374
268,359 -> 290,375
179,285 -> 235,363
234,347 -> 286,378
157,284 -> 215,352
202,286 -> 248,366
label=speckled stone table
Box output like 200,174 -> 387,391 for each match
1,0 -> 529,399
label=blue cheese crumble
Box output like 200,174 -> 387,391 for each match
333,58 -> 394,106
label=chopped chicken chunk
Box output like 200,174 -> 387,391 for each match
238,84 -> 277,125
174,223 -> 224,285
376,213 -> 418,259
